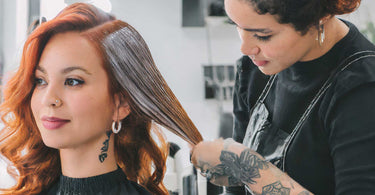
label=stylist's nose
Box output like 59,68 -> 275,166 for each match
237,28 -> 260,56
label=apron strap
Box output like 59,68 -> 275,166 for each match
280,50 -> 375,171
257,74 -> 277,103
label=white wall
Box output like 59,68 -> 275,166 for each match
1,0 -> 28,76
0,0 -> 3,59
40,0 -> 66,20
339,0 -> 375,29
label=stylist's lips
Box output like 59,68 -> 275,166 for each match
249,55 -> 268,67
252,59 -> 268,67
41,116 -> 70,130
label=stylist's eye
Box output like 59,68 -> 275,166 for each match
35,78 -> 47,86
65,78 -> 84,86
254,34 -> 272,42
227,18 -> 236,25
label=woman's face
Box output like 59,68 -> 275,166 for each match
225,0 -> 319,75
31,32 -> 116,149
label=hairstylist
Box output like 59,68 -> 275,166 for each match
191,0 -> 375,194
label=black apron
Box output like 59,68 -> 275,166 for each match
241,50 -> 375,193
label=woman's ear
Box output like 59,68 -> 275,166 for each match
113,94 -> 131,121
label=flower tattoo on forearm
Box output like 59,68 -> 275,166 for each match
198,148 -> 269,186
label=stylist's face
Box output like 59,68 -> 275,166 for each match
225,0 -> 318,75
31,32 -> 116,149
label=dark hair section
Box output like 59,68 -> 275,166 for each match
243,0 -> 361,34
102,22 -> 202,145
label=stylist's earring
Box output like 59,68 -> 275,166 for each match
112,121 -> 122,134
319,25 -> 325,46
316,24 -> 325,46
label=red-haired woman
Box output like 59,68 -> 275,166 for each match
191,0 -> 375,194
0,3 -> 202,195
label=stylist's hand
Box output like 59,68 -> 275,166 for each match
191,138 -> 267,187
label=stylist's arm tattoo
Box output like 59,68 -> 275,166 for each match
257,181 -> 290,195
199,149 -> 269,185
254,181 -> 310,195
197,147 -> 311,194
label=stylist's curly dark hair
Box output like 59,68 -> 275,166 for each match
241,0 -> 361,34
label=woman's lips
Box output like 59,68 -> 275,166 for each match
41,116 -> 70,130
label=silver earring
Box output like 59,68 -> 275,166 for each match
112,121 -> 122,134
316,24 -> 325,46
319,25 -> 325,46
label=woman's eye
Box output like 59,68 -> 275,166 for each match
64,78 -> 84,86
254,34 -> 272,42
35,78 -> 47,86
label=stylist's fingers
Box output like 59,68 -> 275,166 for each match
190,142 -> 202,166
191,139 -> 224,168
191,141 -> 215,180
190,140 -> 209,167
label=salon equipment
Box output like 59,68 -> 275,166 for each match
164,142 -> 207,195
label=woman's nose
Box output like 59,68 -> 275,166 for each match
41,85 -> 63,107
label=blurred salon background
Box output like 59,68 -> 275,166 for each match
0,0 -> 374,194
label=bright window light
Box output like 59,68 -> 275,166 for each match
90,0 -> 112,13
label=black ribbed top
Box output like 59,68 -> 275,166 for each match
58,168 -> 126,194
41,167 -> 151,195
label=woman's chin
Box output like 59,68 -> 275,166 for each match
41,138 -> 66,149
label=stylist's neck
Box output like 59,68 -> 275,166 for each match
59,133 -> 118,178
301,17 -> 349,62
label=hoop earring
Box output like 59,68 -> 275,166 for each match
112,121 -> 122,134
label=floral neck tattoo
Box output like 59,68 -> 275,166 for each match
99,131 -> 112,163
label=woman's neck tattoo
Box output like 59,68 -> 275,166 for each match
99,131 -> 112,163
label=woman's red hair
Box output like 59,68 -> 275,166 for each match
0,3 -> 202,195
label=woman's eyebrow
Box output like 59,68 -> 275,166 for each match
36,66 -> 46,73
35,65 -> 92,75
61,66 -> 92,75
